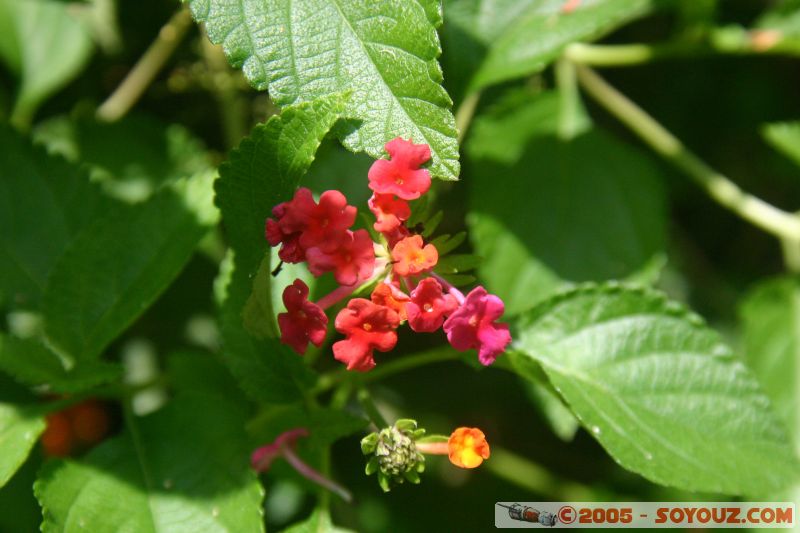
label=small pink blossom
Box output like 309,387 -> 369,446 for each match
297,190 -> 356,252
306,229 -> 376,286
443,286 -> 511,365
368,138 -> 431,200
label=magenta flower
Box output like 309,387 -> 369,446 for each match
443,286 -> 511,365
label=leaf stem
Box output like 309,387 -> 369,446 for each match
96,8 -> 193,122
574,65 -> 800,241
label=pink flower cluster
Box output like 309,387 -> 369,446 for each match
265,138 -> 511,371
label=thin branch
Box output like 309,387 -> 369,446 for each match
97,8 -> 193,122
455,92 -> 481,143
565,31 -> 800,67
574,65 -> 800,241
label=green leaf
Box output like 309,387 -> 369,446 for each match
33,113 -> 212,201
515,284 -> 800,495
0,403 -> 45,489
762,121 -> 800,168
468,126 -> 666,315
434,254 -> 481,275
214,95 -> 348,403
0,0 -> 93,125
281,508 -> 355,533
468,0 -> 659,90
42,173 -> 217,362
428,231 -> 466,256
0,125 -> 113,308
504,350 -> 580,441
0,334 -> 121,393
36,392 -> 264,533
466,89 -> 561,165
187,0 -> 460,180
740,276 -> 800,444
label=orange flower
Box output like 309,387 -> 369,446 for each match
371,282 -> 410,321
391,235 -> 438,277
448,427 -> 490,469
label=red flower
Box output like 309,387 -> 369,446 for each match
368,193 -> 411,233
391,235 -> 438,277
265,206 -> 305,263
265,188 -> 356,260
277,279 -> 328,354
306,229 -> 376,286
264,190 -> 314,263
406,278 -> 458,332
297,190 -> 356,252
371,282 -> 409,321
333,299 -> 400,371
443,286 -> 511,365
368,138 -> 431,200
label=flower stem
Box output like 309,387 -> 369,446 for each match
97,8 -> 193,122
281,445 -> 353,503
316,284 -> 358,310
415,441 -> 448,455
574,65 -> 800,241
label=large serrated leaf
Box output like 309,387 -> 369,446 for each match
35,393 -> 263,533
468,122 -> 666,315
514,284 -> 800,495
187,0 -> 459,180
0,403 -> 45,489
0,125 -> 113,308
740,276 -> 800,445
0,334 -> 121,393
42,174 -> 217,362
214,95 -> 348,403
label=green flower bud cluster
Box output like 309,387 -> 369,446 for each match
361,419 -> 426,492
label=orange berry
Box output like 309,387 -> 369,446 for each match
41,412 -> 73,457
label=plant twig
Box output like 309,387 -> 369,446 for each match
574,65 -> 800,241
97,8 -> 193,122
565,32 -> 800,67
455,92 -> 481,143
